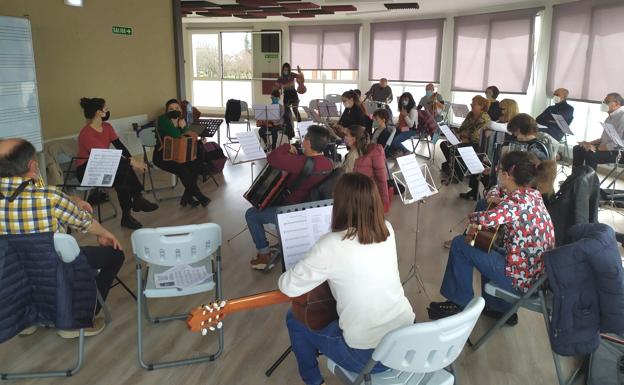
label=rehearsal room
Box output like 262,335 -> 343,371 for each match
3,0 -> 624,384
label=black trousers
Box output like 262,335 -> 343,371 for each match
153,149 -> 201,197
81,246 -> 125,313
440,141 -> 479,181
77,159 -> 143,211
259,126 -> 279,150
284,92 -> 301,122
572,145 -> 621,170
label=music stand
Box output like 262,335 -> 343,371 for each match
253,104 -> 283,151
265,199 -> 334,377
451,103 -> 469,120
224,131 -> 266,165
191,118 -> 223,145
438,124 -> 462,185
392,156 -> 438,299
318,104 -> 340,125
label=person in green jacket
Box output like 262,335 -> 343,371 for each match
153,99 -> 210,207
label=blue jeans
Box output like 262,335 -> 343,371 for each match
244,206 -> 277,254
475,198 -> 487,212
441,235 -> 519,312
286,310 -> 388,385
391,130 -> 418,153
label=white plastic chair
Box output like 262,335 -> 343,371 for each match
328,297 -> 485,385
132,223 -> 224,370
325,93 -> 343,113
0,233 -> 110,380
137,125 -> 180,202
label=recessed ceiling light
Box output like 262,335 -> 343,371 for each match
64,0 -> 83,7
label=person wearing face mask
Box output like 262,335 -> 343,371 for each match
76,97 -> 157,230
390,92 -> 437,157
274,63 -> 303,122
485,85 -> 502,121
535,88 -> 574,142
258,89 -> 293,151
364,78 -> 394,119
371,109 -> 396,154
342,125 -> 389,209
154,98 -> 210,208
333,90 -> 372,138
417,83 -> 445,123
573,92 -> 624,170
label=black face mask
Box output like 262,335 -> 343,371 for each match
167,110 -> 181,119
101,111 -> 110,121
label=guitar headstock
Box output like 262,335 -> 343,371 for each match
187,301 -> 227,335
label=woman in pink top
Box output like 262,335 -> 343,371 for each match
76,97 -> 158,229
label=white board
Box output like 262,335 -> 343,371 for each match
0,17 -> 43,151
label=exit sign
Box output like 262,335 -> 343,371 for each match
112,26 -> 132,36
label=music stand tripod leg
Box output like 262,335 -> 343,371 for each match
400,201 -> 431,301
265,346 -> 292,377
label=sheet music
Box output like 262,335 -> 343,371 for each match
297,121 -> 315,138
153,265 -> 209,289
451,104 -> 469,118
395,155 -> 433,202
457,146 -> 485,174
236,131 -> 266,160
438,124 -> 460,145
601,122 -> 624,149
488,121 -> 509,133
551,113 -> 574,135
277,205 -> 333,269
253,104 -> 281,121
537,123 -> 548,129
81,149 -> 122,187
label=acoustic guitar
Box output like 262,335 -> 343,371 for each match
466,202 -> 501,253
187,282 -> 337,336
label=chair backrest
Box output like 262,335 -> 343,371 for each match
325,94 -> 342,104
131,223 -> 222,267
138,125 -> 158,148
53,233 -> 81,263
240,101 -> 250,119
372,297 -> 485,373
309,99 -> 331,123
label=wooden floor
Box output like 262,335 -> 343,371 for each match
2,137 -> 622,385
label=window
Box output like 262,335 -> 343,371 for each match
452,8 -> 542,94
289,25 -> 360,70
192,34 -> 219,78
367,82 -> 428,117
369,19 -> 444,83
297,70 -> 359,108
221,32 -> 252,79
547,0 -> 624,102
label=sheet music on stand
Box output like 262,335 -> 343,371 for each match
253,104 -> 282,121
191,118 -> 222,138
81,149 -> 122,187
551,113 -> 574,135
601,122 -> 624,149
297,121 -> 315,139
457,146 -> 485,175
236,131 -> 267,161
488,121 -> 509,133
394,155 -> 438,204
438,124 -> 460,145
451,103 -> 469,119
276,200 -> 333,270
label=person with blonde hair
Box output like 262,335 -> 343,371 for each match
498,99 -> 519,123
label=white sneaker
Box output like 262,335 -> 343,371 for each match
57,316 -> 106,339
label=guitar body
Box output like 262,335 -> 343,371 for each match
292,282 -> 338,330
467,202 -> 502,253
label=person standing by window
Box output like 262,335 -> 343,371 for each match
275,63 -> 303,122
485,85 -> 502,122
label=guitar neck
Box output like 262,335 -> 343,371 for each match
222,290 -> 290,316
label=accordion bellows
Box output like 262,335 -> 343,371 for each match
163,136 -> 197,163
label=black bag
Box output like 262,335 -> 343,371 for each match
587,334 -> 624,385
225,99 -> 242,123
202,142 -> 226,174
306,168 -> 344,202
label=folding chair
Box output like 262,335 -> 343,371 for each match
226,100 -> 251,143
599,150 -> 624,205
0,233 -> 111,380
132,223 -> 224,370
328,297 -> 485,385
136,125 -> 181,202
410,131 -> 436,162
309,99 -> 332,125
470,275 -> 582,385
325,93 -> 343,113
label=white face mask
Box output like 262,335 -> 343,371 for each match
601,103 -> 610,113
552,96 -> 561,104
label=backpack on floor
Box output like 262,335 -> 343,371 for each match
202,142 -> 227,174
587,334 -> 624,385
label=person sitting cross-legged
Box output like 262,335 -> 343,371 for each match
429,151 -> 555,325
0,138 -> 125,338
245,125 -> 333,270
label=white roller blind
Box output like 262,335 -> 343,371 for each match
369,19 -> 444,82
290,25 -> 360,70
452,8 -> 541,94
548,0 -> 624,102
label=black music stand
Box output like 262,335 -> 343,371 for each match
265,199 -> 334,377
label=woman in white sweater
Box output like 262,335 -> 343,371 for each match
279,173 -> 414,385
390,92 -> 420,156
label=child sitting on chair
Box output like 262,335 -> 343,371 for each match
258,90 -> 293,151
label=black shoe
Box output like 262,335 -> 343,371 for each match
194,191 -> 211,207
427,301 -> 463,320
483,306 -> 519,326
87,191 -> 109,205
121,213 -> 142,230
132,195 -> 158,212
180,194 -> 199,208
459,190 -> 477,201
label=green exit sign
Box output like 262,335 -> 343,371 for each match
112,26 -> 132,36
264,53 -> 279,59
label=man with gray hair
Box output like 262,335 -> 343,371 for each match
572,92 -> 624,170
536,87 -> 575,141
0,138 -> 124,338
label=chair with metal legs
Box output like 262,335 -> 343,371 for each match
132,223 -> 224,370
137,126 -> 181,202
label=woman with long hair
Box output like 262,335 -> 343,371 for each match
275,63 -> 303,122
279,173 -> 414,385
332,90 -> 372,138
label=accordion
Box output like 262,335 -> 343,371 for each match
163,136 -> 197,163
244,164 -> 289,210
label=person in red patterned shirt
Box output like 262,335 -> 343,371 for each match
429,151 -> 555,324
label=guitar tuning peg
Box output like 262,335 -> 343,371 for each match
209,326 -> 215,331
208,318 -> 212,323
215,315 -> 220,320
201,321 -> 205,326
201,328 -> 208,336
217,321 -> 223,329
202,310 -> 207,316
220,300 -> 226,307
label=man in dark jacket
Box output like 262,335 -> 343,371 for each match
0,138 -> 124,338
245,126 -> 333,270
536,88 -> 574,142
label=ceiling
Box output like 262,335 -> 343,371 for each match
181,0 -> 566,23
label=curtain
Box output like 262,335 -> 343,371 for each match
289,25 -> 360,70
